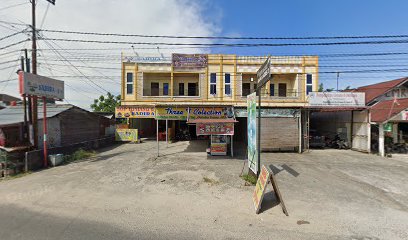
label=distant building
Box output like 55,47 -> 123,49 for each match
0,94 -> 20,109
0,104 -> 114,150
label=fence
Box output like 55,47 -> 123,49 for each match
24,136 -> 115,172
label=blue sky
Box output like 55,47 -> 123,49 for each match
202,0 -> 408,90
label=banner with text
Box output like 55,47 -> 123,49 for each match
247,92 -> 257,174
115,106 -> 155,118
308,92 -> 365,107
196,122 -> 234,135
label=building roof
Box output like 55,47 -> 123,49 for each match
351,77 -> 408,104
0,94 -> 20,103
370,98 -> 408,123
0,104 -> 74,126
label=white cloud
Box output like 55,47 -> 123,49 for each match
0,0 -> 222,109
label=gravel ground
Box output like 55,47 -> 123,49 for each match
0,140 -> 407,240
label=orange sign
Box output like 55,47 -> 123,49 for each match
253,165 -> 270,213
115,106 -> 155,118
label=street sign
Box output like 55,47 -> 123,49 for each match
46,0 -> 56,5
19,72 -> 64,100
256,57 -> 271,89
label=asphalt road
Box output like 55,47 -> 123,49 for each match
0,141 -> 407,240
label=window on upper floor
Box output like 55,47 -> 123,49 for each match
126,72 -> 133,95
306,74 -> 313,95
225,73 -> 231,95
210,73 -> 216,95
270,83 -> 275,96
163,83 -> 169,96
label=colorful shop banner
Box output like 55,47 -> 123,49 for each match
235,108 -> 300,118
253,165 -> 270,213
155,106 -> 189,120
247,92 -> 257,174
115,106 -> 155,118
196,122 -> 234,135
211,143 -> 227,156
172,53 -> 208,68
383,123 -> 393,132
188,107 -> 234,120
115,129 -> 138,142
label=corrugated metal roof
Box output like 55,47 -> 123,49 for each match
0,104 -> 73,126
352,77 -> 408,104
370,99 -> 408,123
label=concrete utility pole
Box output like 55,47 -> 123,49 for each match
31,0 -> 39,148
336,72 -> 340,92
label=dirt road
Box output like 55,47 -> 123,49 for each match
0,141 -> 407,239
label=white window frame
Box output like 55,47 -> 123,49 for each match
126,72 -> 133,95
224,73 -> 231,96
306,74 -> 313,95
210,73 -> 217,95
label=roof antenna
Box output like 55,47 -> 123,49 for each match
157,46 -> 164,59
131,45 -> 139,57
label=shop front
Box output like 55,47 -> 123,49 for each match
189,119 -> 236,156
115,106 -> 156,138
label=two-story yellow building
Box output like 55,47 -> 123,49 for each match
117,53 -> 318,153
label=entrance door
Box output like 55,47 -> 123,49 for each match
278,83 -> 287,97
151,82 -> 159,96
188,83 -> 197,96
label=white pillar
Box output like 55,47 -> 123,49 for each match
231,135 -> 234,157
298,110 -> 302,154
166,119 -> 168,147
379,123 -> 385,157
392,123 -> 398,144
157,120 -> 159,157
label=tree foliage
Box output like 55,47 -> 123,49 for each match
90,92 -> 121,112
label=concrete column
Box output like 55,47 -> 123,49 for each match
379,123 -> 385,157
392,123 -> 398,143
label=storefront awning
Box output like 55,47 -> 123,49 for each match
187,118 -> 238,124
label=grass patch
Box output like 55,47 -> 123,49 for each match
1,172 -> 32,181
203,177 -> 219,185
241,174 -> 258,185
64,149 -> 96,163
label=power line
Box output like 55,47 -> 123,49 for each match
38,28 -> 408,40
0,2 -> 28,12
0,39 -> 28,51
39,37 -> 408,47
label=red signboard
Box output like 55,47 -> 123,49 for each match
196,122 -> 234,135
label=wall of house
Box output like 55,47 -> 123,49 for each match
58,108 -> 102,146
38,117 -> 61,148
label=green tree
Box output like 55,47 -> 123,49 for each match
90,92 -> 121,112
318,83 -> 324,92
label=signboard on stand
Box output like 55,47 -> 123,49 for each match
247,92 -> 257,174
115,129 -> 138,142
252,165 -> 288,216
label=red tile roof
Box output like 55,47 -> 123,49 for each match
352,77 -> 408,104
370,98 -> 408,123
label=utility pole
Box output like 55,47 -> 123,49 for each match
31,0 -> 39,148
336,72 -> 340,92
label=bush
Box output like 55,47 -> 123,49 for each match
241,174 -> 258,185
64,149 -> 96,163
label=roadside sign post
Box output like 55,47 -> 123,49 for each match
253,56 -> 271,177
19,72 -> 64,168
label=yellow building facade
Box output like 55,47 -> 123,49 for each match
118,54 -> 318,152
